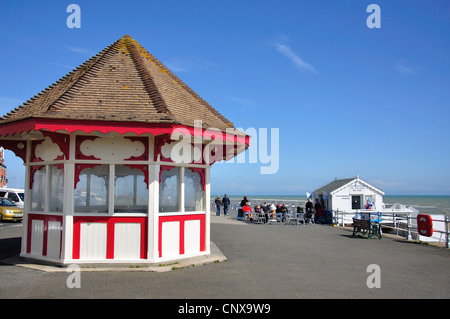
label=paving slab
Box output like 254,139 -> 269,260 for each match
0,213 -> 449,299
1,241 -> 227,273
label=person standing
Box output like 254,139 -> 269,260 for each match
214,195 -> 222,216
305,198 -> 314,219
222,194 -> 230,216
240,196 -> 249,207
314,199 -> 323,224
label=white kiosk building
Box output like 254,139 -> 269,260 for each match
312,175 -> 385,214
0,35 -> 249,264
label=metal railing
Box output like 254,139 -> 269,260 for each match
210,199 -> 450,248
210,198 -> 306,212
332,209 -> 450,248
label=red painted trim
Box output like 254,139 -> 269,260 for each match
154,133 -> 173,162
41,131 -> 70,160
27,214 -> 63,257
159,165 -> 177,183
0,140 -> 27,163
72,216 -> 147,260
106,221 -> 115,259
158,214 -> 205,258
187,167 -> 206,191
0,118 -> 37,138
124,136 -> 149,161
31,139 -> 45,162
0,118 -> 250,145
124,164 -> 149,189
74,163 -> 101,189
30,165 -> 45,189
72,220 -> 81,260
75,135 -> 100,160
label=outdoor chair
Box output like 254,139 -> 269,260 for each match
253,212 -> 265,224
296,212 -> 306,225
276,212 -> 284,223
304,212 -> 315,225
284,212 -> 299,225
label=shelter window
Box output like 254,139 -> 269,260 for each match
49,165 -> 64,213
159,167 -> 179,213
31,166 -> 46,212
75,165 -> 109,214
184,168 -> 204,212
114,165 -> 148,213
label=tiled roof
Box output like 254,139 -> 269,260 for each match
313,176 -> 384,195
0,35 -> 234,131
313,178 -> 355,194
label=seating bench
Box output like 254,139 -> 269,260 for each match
352,218 -> 382,239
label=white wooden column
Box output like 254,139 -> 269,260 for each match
20,140 -> 31,256
204,166 -> 210,254
147,163 -> 159,261
108,164 -> 115,214
61,134 -> 75,263
179,167 -> 185,213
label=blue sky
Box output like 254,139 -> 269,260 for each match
0,0 -> 449,195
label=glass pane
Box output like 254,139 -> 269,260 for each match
159,167 -> 179,212
31,166 -> 46,211
49,166 -> 64,213
185,168 -> 204,212
114,165 -> 148,213
75,165 -> 109,214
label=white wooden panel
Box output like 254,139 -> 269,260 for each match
47,221 -> 61,259
80,223 -> 107,260
31,220 -> 44,256
161,221 -> 179,258
80,135 -> 145,161
114,223 -> 141,259
184,220 -> 200,255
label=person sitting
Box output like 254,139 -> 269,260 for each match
278,203 -> 289,222
276,204 -> 282,214
281,203 -> 289,215
275,204 -> 284,222
254,204 -> 265,223
242,202 -> 253,221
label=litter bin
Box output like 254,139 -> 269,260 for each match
237,207 -> 244,220
325,210 -> 333,224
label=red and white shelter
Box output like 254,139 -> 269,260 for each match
0,35 -> 249,264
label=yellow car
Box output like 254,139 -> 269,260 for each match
0,198 -> 23,222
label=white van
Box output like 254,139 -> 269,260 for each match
0,188 -> 25,208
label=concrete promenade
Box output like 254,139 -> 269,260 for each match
0,212 -> 449,299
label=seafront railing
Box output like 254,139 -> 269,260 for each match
210,199 -> 449,248
210,198 -> 306,213
332,209 -> 450,248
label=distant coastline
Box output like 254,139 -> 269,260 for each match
211,194 -> 450,213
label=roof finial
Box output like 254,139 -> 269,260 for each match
122,34 -> 132,39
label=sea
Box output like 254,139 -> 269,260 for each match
212,195 -> 450,214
